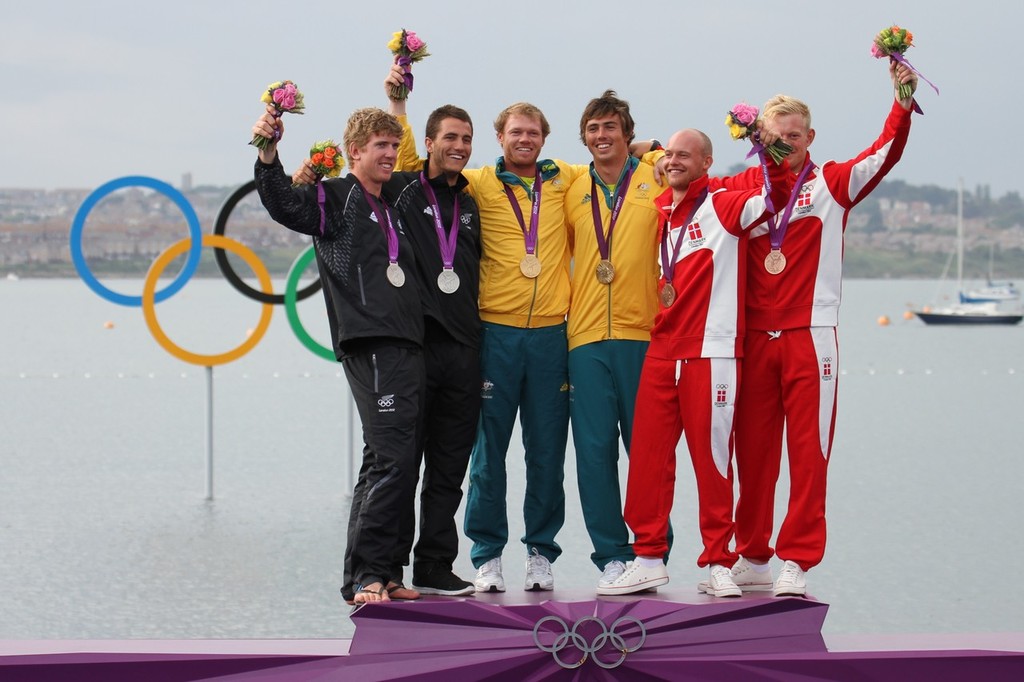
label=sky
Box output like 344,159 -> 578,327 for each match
5,0 -> 1018,196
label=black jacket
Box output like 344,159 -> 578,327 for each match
255,156 -> 424,359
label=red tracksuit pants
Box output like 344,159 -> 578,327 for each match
625,355 -> 740,567
734,327 -> 838,571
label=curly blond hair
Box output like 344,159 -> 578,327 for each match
343,107 -> 404,166
761,95 -> 812,129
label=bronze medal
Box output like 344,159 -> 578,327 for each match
660,282 -> 676,307
764,249 -> 787,275
386,262 -> 406,287
437,268 -> 460,294
596,259 -> 615,284
520,254 -> 542,279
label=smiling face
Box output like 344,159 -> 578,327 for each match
425,117 -> 473,182
349,132 -> 399,192
663,129 -> 713,196
583,114 -> 630,168
497,113 -> 545,176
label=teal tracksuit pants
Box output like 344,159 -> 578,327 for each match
465,321 -> 569,566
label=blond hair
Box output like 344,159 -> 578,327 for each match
762,95 -> 812,129
343,107 -> 404,165
493,102 -> 550,139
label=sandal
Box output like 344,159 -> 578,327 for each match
352,582 -> 389,605
386,582 -> 421,601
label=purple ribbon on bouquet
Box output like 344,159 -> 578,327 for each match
396,55 -> 414,92
889,54 -> 938,115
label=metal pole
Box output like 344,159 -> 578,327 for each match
205,365 -> 214,501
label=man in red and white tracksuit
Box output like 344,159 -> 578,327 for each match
715,62 -> 920,597
597,128 -> 791,597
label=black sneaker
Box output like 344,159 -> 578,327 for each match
412,566 -> 475,596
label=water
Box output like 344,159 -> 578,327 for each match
2,276 -> 1022,640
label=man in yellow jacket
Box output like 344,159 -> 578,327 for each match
386,65 -> 587,592
564,91 -> 666,591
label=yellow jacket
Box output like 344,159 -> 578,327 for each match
396,115 -> 586,328
564,160 -> 662,351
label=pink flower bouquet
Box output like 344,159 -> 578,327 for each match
871,26 -> 917,100
387,29 -> 430,101
250,80 -> 306,150
726,103 -> 792,164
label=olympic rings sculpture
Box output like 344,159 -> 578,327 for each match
70,176 -> 332,365
532,615 -> 646,670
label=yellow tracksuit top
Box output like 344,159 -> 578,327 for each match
395,115 -> 586,328
564,161 -> 662,351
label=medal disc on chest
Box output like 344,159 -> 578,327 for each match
520,254 -> 542,279
764,250 -> 787,275
386,262 -> 406,287
660,282 -> 676,307
596,259 -> 615,284
437,268 -> 460,294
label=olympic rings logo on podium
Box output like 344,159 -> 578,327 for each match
69,176 -> 334,365
532,615 -> 646,670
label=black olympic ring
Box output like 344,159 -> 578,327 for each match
213,180 -> 322,304
532,615 -> 646,670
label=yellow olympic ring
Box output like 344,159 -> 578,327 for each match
142,234 -> 274,366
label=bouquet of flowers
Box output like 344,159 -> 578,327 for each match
307,140 -> 345,180
871,25 -> 916,100
387,29 -> 430,101
726,103 -> 792,164
249,80 -> 305,150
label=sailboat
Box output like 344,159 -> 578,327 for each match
958,244 -> 1019,303
913,179 -> 1023,326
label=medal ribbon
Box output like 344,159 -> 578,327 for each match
419,172 -> 460,269
363,192 -> 399,264
502,169 -> 542,257
659,188 -> 708,283
766,160 -> 816,251
590,162 -> 636,262
317,181 -> 326,236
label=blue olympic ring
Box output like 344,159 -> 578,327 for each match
70,176 -> 203,307
532,615 -> 646,670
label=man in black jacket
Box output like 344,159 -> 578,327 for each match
252,105 -> 423,605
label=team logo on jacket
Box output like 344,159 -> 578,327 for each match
581,193 -> 592,205
794,181 -> 815,216
821,356 -> 834,381
481,378 -> 494,399
686,222 -> 705,248
377,394 -> 396,412
634,182 -> 651,200
423,206 -> 436,217
461,213 -> 473,226
714,383 -> 730,407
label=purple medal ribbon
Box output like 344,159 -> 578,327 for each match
502,170 -> 542,257
659,188 -> 708,284
766,160 -> 816,251
748,132 -> 777,215
363,191 -> 399,265
419,172 -> 460,269
591,163 -> 636,261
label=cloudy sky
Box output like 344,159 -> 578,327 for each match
6,0 -> 1014,195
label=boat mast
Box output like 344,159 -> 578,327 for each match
956,177 -> 964,290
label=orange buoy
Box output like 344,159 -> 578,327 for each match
103,320 -> 115,329
903,310 -> 915,320
877,315 -> 891,326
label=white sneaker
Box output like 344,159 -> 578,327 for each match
597,560 -> 627,590
474,558 -> 505,593
697,557 -> 774,593
525,549 -> 554,591
701,564 -> 742,597
596,560 -> 669,596
773,560 -> 807,597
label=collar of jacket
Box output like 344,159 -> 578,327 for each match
494,157 -> 560,197
423,155 -> 470,193
590,156 -> 639,209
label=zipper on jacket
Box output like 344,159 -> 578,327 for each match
525,278 -> 538,327
371,353 -> 379,393
605,285 -> 613,339
357,264 -> 367,305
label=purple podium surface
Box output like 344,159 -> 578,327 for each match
3,591 -> 1024,680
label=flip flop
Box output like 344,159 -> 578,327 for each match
386,582 -> 421,601
352,582 -> 389,605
